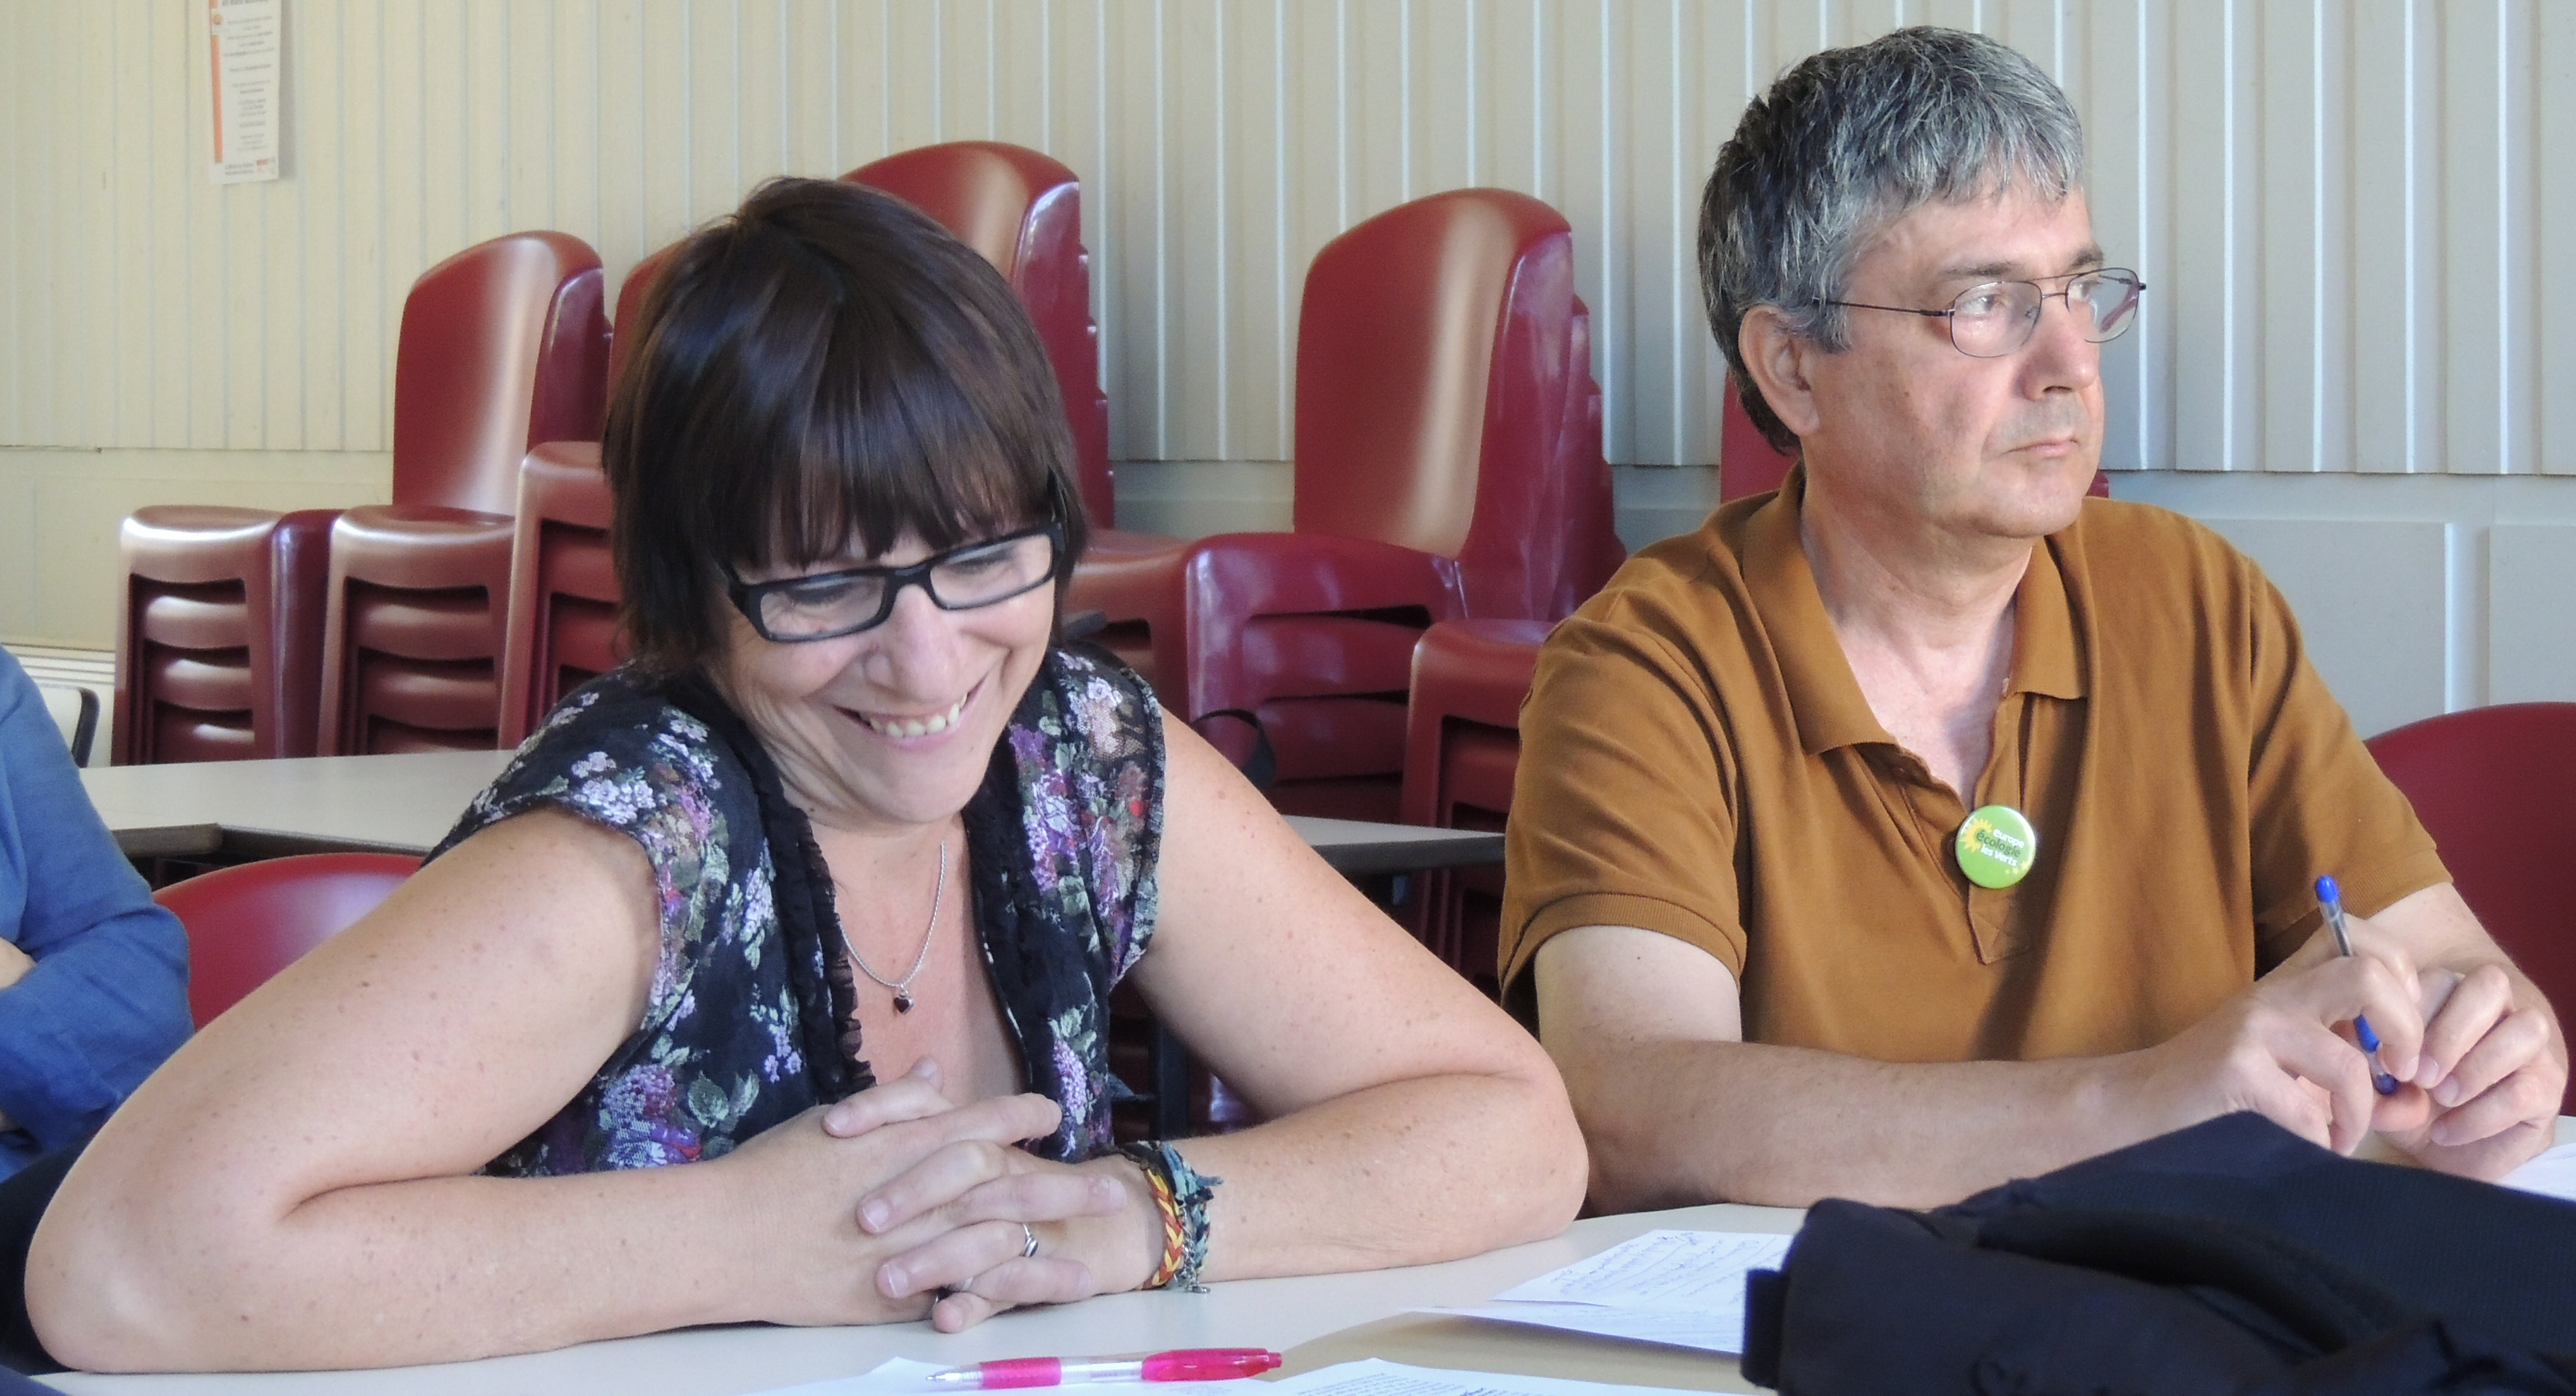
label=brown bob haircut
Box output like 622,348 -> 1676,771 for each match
604,176 -> 1087,674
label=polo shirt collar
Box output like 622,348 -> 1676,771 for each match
2009,537 -> 2085,702
1739,467 -> 2085,757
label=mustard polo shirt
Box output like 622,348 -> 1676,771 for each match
1500,470 -> 2449,1061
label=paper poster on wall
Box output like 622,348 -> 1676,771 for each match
208,0 -> 283,183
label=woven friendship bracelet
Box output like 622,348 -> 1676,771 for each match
1121,1140 -> 1221,1291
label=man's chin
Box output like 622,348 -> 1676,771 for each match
1985,462 -> 2096,535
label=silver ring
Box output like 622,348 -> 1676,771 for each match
1019,1222 -> 1041,1259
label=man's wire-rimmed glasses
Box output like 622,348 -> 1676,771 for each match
1823,268 -> 2145,359
725,519 -> 1065,643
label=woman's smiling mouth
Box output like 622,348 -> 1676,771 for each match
846,683 -> 975,740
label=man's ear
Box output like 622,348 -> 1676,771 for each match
1737,306 -> 1823,440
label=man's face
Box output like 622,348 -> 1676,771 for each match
1797,186 -> 2106,544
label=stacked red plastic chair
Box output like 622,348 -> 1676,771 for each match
1397,619 -> 1552,992
495,440 -> 622,746
846,142 -> 1124,531
2366,702 -> 2576,1115
1071,188 -> 1624,822
317,232 -> 610,755
113,507 -> 336,763
155,852 -> 420,1028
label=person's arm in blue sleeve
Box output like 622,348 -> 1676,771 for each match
0,653 -> 192,1157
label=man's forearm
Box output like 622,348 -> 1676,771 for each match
1563,1035 -> 2135,1210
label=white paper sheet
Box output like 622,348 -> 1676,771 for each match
755,1358 -> 1688,1396
1422,1229 -> 1792,1355
2501,1140 -> 2576,1204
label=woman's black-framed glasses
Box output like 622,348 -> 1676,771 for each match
1824,267 -> 2144,359
725,519 -> 1065,643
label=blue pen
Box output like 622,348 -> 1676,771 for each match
2315,876 -> 2402,1096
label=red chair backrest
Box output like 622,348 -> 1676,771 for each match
846,142 -> 1113,528
393,231 -> 612,516
1294,189 -> 1624,622
606,244 -> 673,401
2365,702 -> 2576,1111
155,853 -> 421,1027
604,146 -> 1116,529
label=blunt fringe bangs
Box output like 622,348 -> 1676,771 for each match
1697,26 -> 2087,452
603,176 -> 1085,673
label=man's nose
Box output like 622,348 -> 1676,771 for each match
2020,291 -> 2100,393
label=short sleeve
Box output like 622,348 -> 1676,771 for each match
1499,608 -> 1746,1017
432,684 -> 749,1037
2238,560 -> 2449,968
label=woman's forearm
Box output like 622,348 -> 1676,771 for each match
34,1156 -> 782,1372
1161,1067 -> 1585,1283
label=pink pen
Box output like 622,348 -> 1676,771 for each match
923,1348 -> 1284,1388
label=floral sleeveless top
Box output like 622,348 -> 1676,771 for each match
428,644 -> 1165,1175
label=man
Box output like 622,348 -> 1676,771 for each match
1503,26 -> 2565,1210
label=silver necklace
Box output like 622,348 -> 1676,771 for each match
847,840 -> 946,1013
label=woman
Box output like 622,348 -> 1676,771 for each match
26,178 -> 1584,1372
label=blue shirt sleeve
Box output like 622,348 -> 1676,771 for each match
0,652 -> 192,1158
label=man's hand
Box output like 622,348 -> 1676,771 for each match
2253,886 -> 2564,1178
2108,942 -> 2430,1156
2372,958 -> 2565,1177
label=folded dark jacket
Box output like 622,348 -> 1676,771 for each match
1742,1113 -> 2576,1394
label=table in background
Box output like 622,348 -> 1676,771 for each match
40,1201 -> 1802,1396
80,751 -> 1505,875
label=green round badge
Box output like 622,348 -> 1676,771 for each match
1955,804 -> 2039,889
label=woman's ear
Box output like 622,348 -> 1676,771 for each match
1737,306 -> 1823,441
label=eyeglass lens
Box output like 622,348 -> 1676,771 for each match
756,531 -> 1059,639
1949,271 -> 2142,358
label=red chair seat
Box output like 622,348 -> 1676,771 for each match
143,652 -> 252,711
156,853 -> 420,1027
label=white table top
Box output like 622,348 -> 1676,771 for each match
33,1125 -> 2569,1395
38,1201 -> 1801,1396
80,752 -> 1504,873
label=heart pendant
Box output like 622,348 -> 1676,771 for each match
892,990 -> 915,1013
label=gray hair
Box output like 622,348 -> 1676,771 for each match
1699,27 -> 2087,453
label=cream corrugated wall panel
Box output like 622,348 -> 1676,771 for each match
13,0 -> 2576,488
2547,1 -> 2576,474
